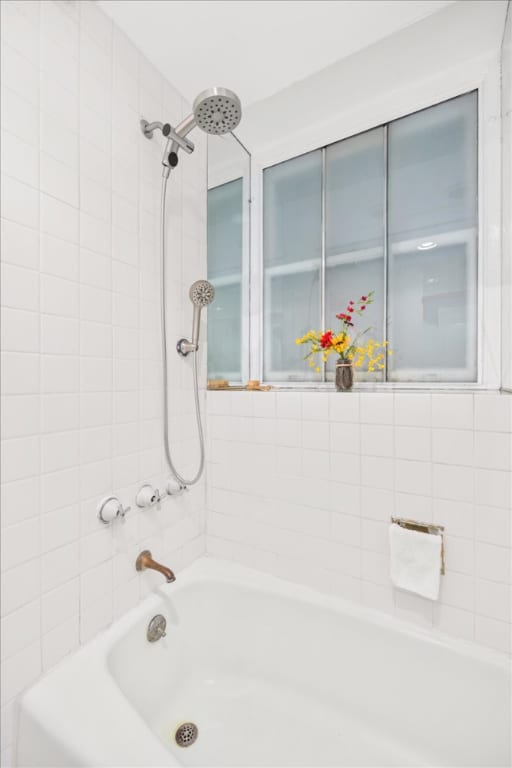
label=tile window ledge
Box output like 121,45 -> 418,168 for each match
208,385 -> 510,395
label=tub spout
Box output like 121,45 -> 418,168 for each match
135,550 -> 176,583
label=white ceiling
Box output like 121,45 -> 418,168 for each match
97,0 -> 455,106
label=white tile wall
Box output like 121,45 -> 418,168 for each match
1,3 -> 511,766
206,390 -> 512,656
0,2 -> 207,764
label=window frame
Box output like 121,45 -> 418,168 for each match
249,63 -> 502,390
206,132 -> 252,385
207,177 -> 245,383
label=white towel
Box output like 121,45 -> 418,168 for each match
389,523 -> 442,600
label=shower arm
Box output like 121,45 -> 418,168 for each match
140,118 -> 195,151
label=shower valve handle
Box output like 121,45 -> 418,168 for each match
97,496 -> 131,524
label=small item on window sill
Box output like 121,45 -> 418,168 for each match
207,379 -> 272,391
295,291 -> 392,390
246,379 -> 271,390
335,359 -> 354,392
207,379 -> 230,389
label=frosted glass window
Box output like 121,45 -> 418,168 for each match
325,128 -> 385,381
387,92 -> 478,381
262,91 -> 478,383
207,179 -> 243,381
263,150 -> 322,381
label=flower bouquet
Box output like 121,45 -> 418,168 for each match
295,291 -> 391,391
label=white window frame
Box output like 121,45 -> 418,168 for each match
207,133 -> 252,384
248,59 -> 502,390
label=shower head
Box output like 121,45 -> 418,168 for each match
190,279 -> 215,307
156,87 -> 242,177
192,88 -> 242,135
173,87 -> 242,141
177,280 -> 215,356
190,280 -> 214,349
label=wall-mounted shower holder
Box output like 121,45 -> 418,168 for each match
140,120 -> 170,139
97,496 -> 130,525
140,118 -> 195,153
167,477 -> 186,496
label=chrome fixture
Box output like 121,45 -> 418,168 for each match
140,120 -> 171,139
177,280 -> 215,356
136,484 -> 162,509
183,87 -> 241,135
97,495 -> 130,525
146,614 -> 167,642
141,86 -> 242,487
175,722 -> 199,748
141,87 -> 241,179
140,118 -> 194,154
135,550 -> 176,583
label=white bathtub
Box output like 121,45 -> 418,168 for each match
17,558 -> 510,767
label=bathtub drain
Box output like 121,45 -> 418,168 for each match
175,722 -> 198,747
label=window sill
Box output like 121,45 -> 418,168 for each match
208,383 -> 507,394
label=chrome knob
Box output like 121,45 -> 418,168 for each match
147,614 -> 167,643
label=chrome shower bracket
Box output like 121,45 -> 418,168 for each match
140,118 -> 195,154
176,338 -> 197,357
140,119 -> 170,139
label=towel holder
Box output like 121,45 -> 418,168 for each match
391,516 -> 445,575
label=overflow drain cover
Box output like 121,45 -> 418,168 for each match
175,722 -> 198,747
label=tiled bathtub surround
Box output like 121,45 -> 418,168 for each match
207,391 -> 512,654
0,1 -> 206,763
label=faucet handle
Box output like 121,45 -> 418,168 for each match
97,496 -> 130,525
136,484 -> 161,508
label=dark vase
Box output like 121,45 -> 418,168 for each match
335,359 -> 354,392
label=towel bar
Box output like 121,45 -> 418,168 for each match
391,516 -> 445,575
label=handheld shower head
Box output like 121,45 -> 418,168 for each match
177,280 -> 215,356
190,280 -> 214,348
190,279 -> 215,307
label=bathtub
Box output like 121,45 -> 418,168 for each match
17,558 -> 510,767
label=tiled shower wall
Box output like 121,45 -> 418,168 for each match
502,2 -> 512,390
207,390 -> 512,654
0,1 -> 206,762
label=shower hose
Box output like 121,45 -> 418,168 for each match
160,176 -> 205,487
